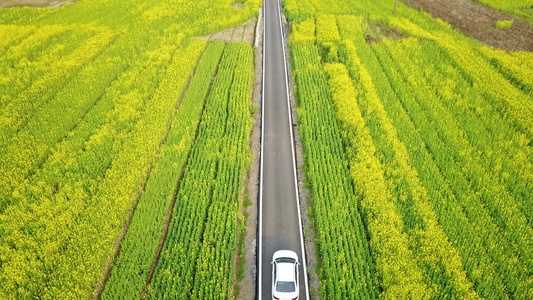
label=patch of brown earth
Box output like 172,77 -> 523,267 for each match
200,18 -> 257,45
363,20 -> 407,44
406,0 -> 533,51
0,0 -> 74,8
367,20 -> 406,40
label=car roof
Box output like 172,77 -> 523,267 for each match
276,262 -> 296,282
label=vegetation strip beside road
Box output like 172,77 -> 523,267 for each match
284,0 -> 533,298
291,43 -> 379,299
147,42 -> 254,299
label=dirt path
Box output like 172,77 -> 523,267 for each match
406,0 -> 533,51
0,0 -> 74,8
200,18 -> 257,45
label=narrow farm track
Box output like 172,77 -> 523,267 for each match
259,0 -> 309,299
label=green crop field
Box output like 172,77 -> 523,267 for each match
286,0 -> 533,299
0,0 -> 258,298
2,0 -> 533,298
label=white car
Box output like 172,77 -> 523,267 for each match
271,250 -> 299,300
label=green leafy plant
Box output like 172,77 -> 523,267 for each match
495,19 -> 514,28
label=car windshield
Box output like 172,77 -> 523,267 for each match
276,281 -> 296,293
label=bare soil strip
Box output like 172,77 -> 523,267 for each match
0,0 -> 75,8
201,18 -> 257,45
406,0 -> 533,51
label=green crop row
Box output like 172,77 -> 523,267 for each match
190,42 -> 254,299
147,42 -> 254,299
473,0 -> 533,10
0,29 -> 135,212
0,25 -> 99,114
101,39 -> 224,300
324,60 -> 432,298
480,47 -> 533,96
324,57 -> 481,299
370,37 -> 532,299
471,0 -> 533,24
291,44 -> 378,299
0,33 -> 202,299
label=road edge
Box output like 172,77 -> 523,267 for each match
257,0 -> 265,298
274,0 -> 310,299
277,2 -> 321,299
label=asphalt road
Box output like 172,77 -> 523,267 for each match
258,0 -> 308,299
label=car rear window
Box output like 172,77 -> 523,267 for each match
276,281 -> 296,292
276,257 -> 295,264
